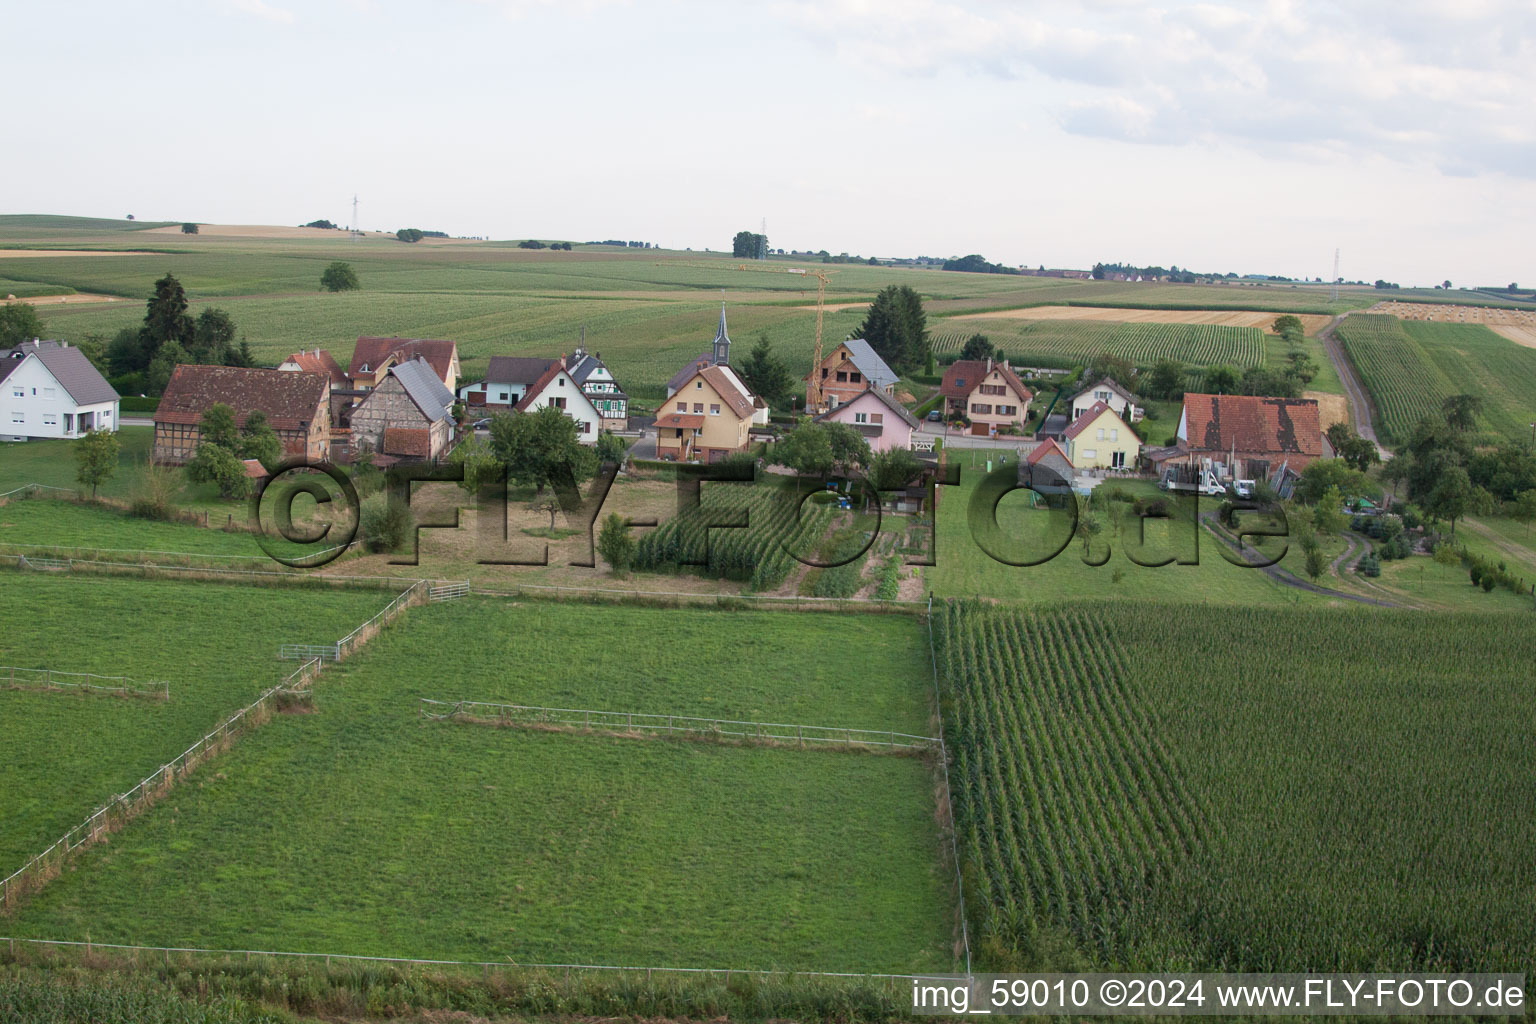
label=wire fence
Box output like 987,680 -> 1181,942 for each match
0,483 -> 75,501
1,665 -> 168,700
0,935 -> 961,984
926,594 -> 972,975
419,699 -> 942,752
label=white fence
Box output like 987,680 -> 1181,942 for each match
2,665 -> 168,700
419,699 -> 942,752
429,581 -> 469,602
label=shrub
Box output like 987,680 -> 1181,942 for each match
1358,553 -> 1381,577
360,494 -> 415,553
126,460 -> 179,520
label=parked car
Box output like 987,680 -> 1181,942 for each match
926,409 -> 942,422
473,418 -> 492,430
1233,479 -> 1256,498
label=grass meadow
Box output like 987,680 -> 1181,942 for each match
0,573 -> 392,871
5,597 -> 955,973
937,600 -> 1536,971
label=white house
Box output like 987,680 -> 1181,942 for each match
515,357 -> 604,443
1069,376 -> 1143,423
1,341 -> 120,442
456,356 -> 559,411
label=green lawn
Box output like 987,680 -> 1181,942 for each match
0,573 -> 393,871
0,498 -> 273,559
928,469 -> 1318,606
7,598 -> 954,973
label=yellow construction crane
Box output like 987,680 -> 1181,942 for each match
729,263 -> 840,412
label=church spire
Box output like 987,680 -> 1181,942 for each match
712,297 -> 731,365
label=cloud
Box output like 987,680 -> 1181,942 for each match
225,0 -> 296,24
773,0 -> 1536,179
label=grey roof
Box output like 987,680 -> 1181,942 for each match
841,338 -> 900,391
4,341 -> 119,405
667,352 -> 714,395
485,356 -> 557,386
391,358 -> 456,423
1072,375 -> 1138,405
816,386 -> 919,430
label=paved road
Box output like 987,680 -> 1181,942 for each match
121,416 -> 154,427
1318,312 -> 1392,459
914,423 -> 1042,452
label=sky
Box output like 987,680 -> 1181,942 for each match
7,0 -> 1535,287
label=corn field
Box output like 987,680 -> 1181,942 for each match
1334,314 -> 1454,445
934,600 -> 1536,972
931,321 -> 1263,372
631,481 -> 834,589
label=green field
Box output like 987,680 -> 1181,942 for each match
5,597 -> 953,973
0,573 -> 391,871
1335,314 -> 1536,445
0,498 -> 274,559
930,319 -> 1265,373
936,600 -> 1536,971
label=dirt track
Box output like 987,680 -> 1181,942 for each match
3,292 -> 123,305
950,305 -> 1333,333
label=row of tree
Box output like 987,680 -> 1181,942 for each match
105,273 -> 254,394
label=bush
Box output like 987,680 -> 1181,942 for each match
1358,553 -> 1381,577
360,494 -> 415,553
127,460 -> 179,520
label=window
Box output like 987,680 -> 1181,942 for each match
43,413 -> 57,426
980,384 -> 1006,396
850,372 -> 862,383
9,388 -> 20,399
10,412 -> 22,424
552,396 -> 566,409
835,371 -> 848,382
710,404 -> 720,415
821,368 -> 829,378
42,387 -> 56,400
696,381 -> 703,389
1096,390 -> 1110,402
558,378 -> 565,386
997,405 -> 1016,416
870,412 -> 883,425
1083,448 -> 1097,459
1097,428 -> 1105,441
971,403 -> 992,415
579,421 -> 590,433
693,403 -> 704,414
854,412 -> 867,424
1112,451 -> 1126,468
954,378 -> 966,388
1111,429 -> 1118,441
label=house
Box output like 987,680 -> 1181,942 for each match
1069,376 -> 1143,423
806,337 -> 900,411
346,337 -> 460,395
1150,393 -> 1324,478
278,349 -> 348,390
1,340 -> 120,442
350,357 -> 458,462
658,363 -> 759,462
1061,401 -> 1140,470
814,387 -> 918,453
665,303 -> 736,398
456,356 -> 555,411
1019,438 -> 1075,494
514,357 -> 604,443
567,345 -> 629,431
939,358 -> 1033,436
154,365 -> 330,465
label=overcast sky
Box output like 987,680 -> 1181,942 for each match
8,0 -> 1534,286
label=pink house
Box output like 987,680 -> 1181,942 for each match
815,387 -> 919,453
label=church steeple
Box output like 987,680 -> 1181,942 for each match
712,300 -> 731,365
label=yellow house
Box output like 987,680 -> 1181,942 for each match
1061,401 -> 1140,470
657,364 -> 756,462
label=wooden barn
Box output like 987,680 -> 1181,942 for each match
153,365 -> 331,465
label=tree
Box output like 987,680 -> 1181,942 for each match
853,284 -> 928,375
1380,454 -> 1409,499
107,326 -> 147,377
594,430 -> 629,467
1088,352 -> 1137,388
1272,314 -> 1303,335
731,230 -> 767,258
181,222 -> 199,234
597,512 -> 635,576
1425,464 -> 1473,534
186,441 -> 251,498
869,446 -> 922,489
199,402 -> 240,450
1442,280 -> 1452,290
1146,358 -> 1185,399
487,406 -> 597,493
769,420 -> 870,477
448,433 -> 502,494
1511,489 -> 1536,536
1285,350 -> 1318,384
1312,485 -> 1348,536
0,301 -> 45,347
145,342 -> 189,396
1441,393 -> 1483,432
1303,545 -> 1328,581
191,307 -> 237,363
74,429 -> 120,499
527,493 -> 563,529
1200,364 -> 1240,394
960,334 -> 997,361
1325,422 -> 1355,454
239,410 -> 282,470
140,273 -> 194,362
360,493 -> 414,553
1338,436 -> 1379,473
737,334 -> 796,409
396,228 -> 424,243
321,261 -> 360,292
1295,458 -> 1373,504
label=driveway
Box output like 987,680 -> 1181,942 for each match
914,423 -> 1040,453
1319,312 -> 1392,459
629,428 -> 658,461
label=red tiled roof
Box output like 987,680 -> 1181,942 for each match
657,413 -> 706,429
348,337 -> 457,385
154,365 -> 328,433
1027,437 -> 1072,466
382,427 -> 432,457
940,359 -> 1033,403
1062,400 -> 1121,441
697,365 -> 755,419
514,361 -> 567,413
283,349 -> 346,386
241,458 -> 269,479
1181,394 -> 1323,457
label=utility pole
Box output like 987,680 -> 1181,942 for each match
1331,248 -> 1340,302
352,195 -> 360,241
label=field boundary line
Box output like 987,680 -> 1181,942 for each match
469,581 -> 924,611
0,553 -> 414,591
0,539 -> 347,563
420,698 -> 941,752
0,935 -> 961,983
1,665 -> 168,701
925,594 -> 972,975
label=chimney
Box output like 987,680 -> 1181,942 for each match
986,356 -> 993,372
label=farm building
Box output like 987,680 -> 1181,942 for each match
814,386 -> 918,453
1019,438 -> 1074,494
351,358 -> 457,462
1061,401 -> 1140,470
1,340 -> 120,442
940,358 -> 1033,436
513,357 -> 604,443
347,337 -> 460,395
805,337 -> 900,412
154,365 -> 330,465
1150,393 -> 1324,479
278,349 -> 348,389
1069,376 -> 1143,423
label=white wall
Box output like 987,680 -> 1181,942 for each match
2,356 -> 119,441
